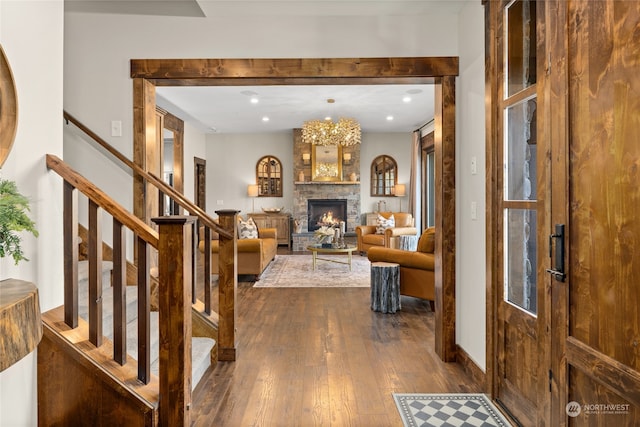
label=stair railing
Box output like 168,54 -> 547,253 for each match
63,111 -> 238,360
47,155 -> 233,426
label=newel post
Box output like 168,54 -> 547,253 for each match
216,209 -> 238,361
152,215 -> 195,427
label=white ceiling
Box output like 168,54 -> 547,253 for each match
66,0 -> 460,134
156,84 -> 435,134
65,0 -> 465,18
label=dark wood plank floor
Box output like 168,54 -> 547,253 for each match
190,250 -> 481,426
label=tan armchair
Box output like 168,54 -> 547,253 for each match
355,212 -> 417,254
367,227 -> 435,309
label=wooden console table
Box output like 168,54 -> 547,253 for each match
248,212 -> 291,248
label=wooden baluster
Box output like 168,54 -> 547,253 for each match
137,236 -> 150,384
191,221 -> 197,305
112,218 -> 127,365
203,226 -> 211,315
158,188 -> 165,217
63,181 -> 79,328
88,200 -> 102,347
152,216 -> 195,427
216,209 -> 238,361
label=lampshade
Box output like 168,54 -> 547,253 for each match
301,117 -> 361,146
394,184 -> 406,197
247,184 -> 259,197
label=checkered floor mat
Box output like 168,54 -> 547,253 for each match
393,393 -> 513,427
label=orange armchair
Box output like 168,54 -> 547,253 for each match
367,227 -> 435,308
355,212 -> 417,254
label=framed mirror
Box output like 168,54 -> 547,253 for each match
370,154 -> 398,196
0,46 -> 18,168
311,144 -> 343,182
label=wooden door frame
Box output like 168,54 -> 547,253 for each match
194,156 -> 207,242
131,57 -> 459,362
194,156 -> 206,212
485,0 -> 500,399
157,106 -> 185,215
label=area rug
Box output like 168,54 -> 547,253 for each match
253,254 -> 371,288
393,393 -> 512,427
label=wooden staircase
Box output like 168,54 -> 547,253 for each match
38,114 -> 239,426
75,261 -> 216,388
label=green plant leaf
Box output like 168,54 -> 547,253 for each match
0,178 -> 38,265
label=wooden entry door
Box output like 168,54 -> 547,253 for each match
488,1 -> 548,425
489,0 -> 639,424
548,1 -> 640,425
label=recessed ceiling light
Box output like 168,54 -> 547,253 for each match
386,115 -> 394,121
403,96 -> 412,103
262,116 -> 270,122
324,116 -> 332,121
327,98 -> 335,104
250,97 -> 259,104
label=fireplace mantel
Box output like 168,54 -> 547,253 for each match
295,181 -> 360,185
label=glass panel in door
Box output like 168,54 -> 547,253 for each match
504,208 -> 537,314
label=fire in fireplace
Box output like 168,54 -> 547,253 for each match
307,199 -> 347,232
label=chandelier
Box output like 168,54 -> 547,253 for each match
301,117 -> 361,146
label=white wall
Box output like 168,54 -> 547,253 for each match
360,133 -> 413,216
0,0 -> 64,425
205,132 -> 294,216
456,2 -> 487,370
183,122 -> 207,204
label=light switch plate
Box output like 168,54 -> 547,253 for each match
111,120 -> 122,137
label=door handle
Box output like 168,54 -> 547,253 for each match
546,224 -> 566,282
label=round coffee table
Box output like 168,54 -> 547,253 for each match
306,244 -> 357,271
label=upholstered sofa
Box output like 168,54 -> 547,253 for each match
367,227 -> 435,308
355,212 -> 417,254
198,225 -> 278,278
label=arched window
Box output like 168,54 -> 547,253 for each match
370,155 -> 397,196
256,155 -> 283,197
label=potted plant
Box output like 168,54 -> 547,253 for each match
0,178 -> 38,264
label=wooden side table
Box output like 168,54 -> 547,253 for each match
370,262 -> 401,313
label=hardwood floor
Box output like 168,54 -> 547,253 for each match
190,250 -> 482,426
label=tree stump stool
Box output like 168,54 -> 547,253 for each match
370,262 -> 401,313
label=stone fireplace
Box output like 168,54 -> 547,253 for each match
291,129 -> 361,251
307,199 -> 348,232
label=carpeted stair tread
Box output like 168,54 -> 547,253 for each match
78,260 -> 113,284
150,337 -> 215,390
125,311 -> 160,364
78,285 -> 139,336
77,260 -> 214,390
